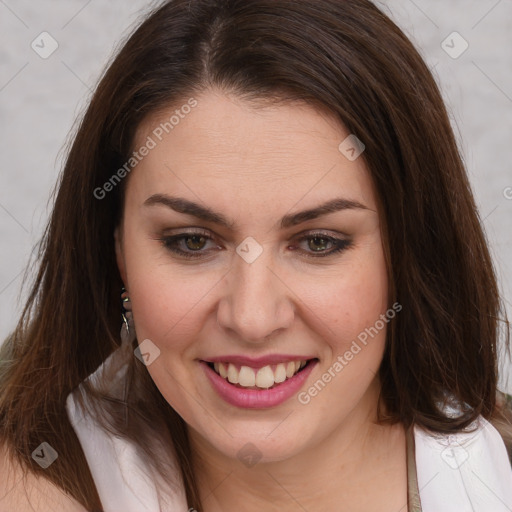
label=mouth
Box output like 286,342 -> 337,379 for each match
202,358 -> 318,390
200,356 -> 319,409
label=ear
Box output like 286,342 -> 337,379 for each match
114,226 -> 127,284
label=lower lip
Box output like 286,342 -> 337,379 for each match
201,360 -> 318,409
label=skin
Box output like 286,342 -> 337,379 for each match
115,89 -> 408,511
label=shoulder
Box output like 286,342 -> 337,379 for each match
414,411 -> 512,472
0,441 -> 88,512
496,391 -> 512,466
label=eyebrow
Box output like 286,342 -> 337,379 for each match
143,194 -> 370,230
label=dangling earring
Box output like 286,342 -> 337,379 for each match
120,287 -> 136,345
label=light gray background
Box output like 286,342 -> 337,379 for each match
1,1 -> 511,392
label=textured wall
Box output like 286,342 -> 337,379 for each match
0,0 -> 511,392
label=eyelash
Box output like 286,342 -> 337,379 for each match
158,229 -> 352,259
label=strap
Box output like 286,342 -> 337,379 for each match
406,425 -> 422,511
66,391 -> 166,511
65,349 -> 188,512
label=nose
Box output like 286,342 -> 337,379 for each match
216,249 -> 295,344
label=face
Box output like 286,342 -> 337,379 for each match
115,89 -> 389,464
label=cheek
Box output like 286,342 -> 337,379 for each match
124,255 -> 218,424
322,247 -> 389,396
120,218 -> 215,348
296,244 -> 389,352
338,252 -> 388,337
293,257 -> 388,416
128,267 -> 216,354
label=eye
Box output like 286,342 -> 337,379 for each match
293,232 -> 352,258
158,230 -> 352,259
159,230 -> 218,259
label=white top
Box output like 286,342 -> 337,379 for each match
66,347 -> 512,512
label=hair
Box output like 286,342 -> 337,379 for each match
1,0 -> 511,510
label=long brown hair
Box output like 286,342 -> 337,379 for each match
1,0 -> 510,510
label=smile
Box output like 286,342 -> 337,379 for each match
207,360 -> 310,389
200,357 -> 319,409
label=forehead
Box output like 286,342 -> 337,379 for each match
128,90 -> 377,217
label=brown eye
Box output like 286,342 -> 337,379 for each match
159,230 -> 219,259
295,232 -> 353,258
184,235 -> 208,251
308,236 -> 331,252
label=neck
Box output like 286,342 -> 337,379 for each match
188,378 -> 408,512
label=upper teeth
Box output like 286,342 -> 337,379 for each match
212,361 -> 308,389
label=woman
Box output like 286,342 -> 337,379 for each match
1,0 -> 511,510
